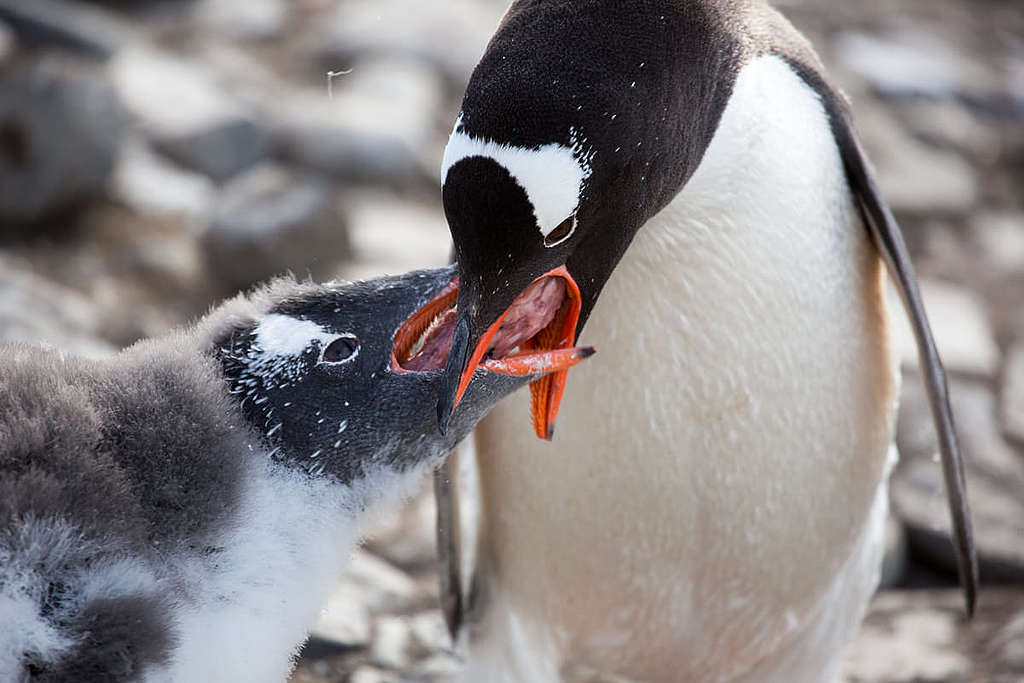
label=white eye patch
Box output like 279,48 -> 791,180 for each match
441,117 -> 593,239
254,314 -> 337,357
247,314 -> 349,382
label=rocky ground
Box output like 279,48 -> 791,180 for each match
0,0 -> 1020,681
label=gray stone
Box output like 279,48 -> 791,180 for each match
109,48 -> 271,180
850,98 -> 978,216
348,666 -> 399,683
307,581 -> 372,650
876,142 -> 978,216
370,616 -> 412,670
973,212 -> 1024,277
899,99 -> 1003,161
1002,345 -> 1024,445
0,18 -> 14,64
888,279 -> 999,378
200,164 -> 350,295
833,30 -> 999,103
157,116 -> 272,181
343,549 -> 427,613
316,0 -> 504,89
274,59 -> 445,188
363,478 -> 438,571
842,589 -> 1024,683
0,63 -> 122,225
193,0 -> 288,41
879,514 -> 908,591
0,0 -> 132,58
407,610 -> 449,655
109,136 -> 215,221
408,653 -> 461,680
893,375 -> 1024,583
339,193 -> 451,282
0,254 -> 116,359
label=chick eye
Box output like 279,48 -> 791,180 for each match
321,336 -> 359,363
544,215 -> 577,247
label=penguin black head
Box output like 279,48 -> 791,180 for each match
437,0 -> 744,437
215,265 -> 592,494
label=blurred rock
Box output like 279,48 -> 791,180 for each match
344,549 -> 427,613
0,63 -> 123,226
363,481 -> 438,571
0,18 -> 13,64
842,589 -> 1024,682
348,666 -> 398,683
109,48 -> 271,180
879,144 -> 978,216
973,212 -> 1024,276
833,30 -> 999,103
274,59 -> 445,189
880,514 -> 908,590
340,193 -> 450,282
370,616 -> 412,670
407,611 -> 449,655
0,254 -> 116,359
110,136 -> 215,220
0,0 -> 131,58
201,164 -> 349,294
1002,344 -> 1024,445
194,0 -> 288,41
308,582 -> 372,652
852,97 -> 978,216
408,653 -> 461,680
158,116 -> 272,182
889,279 -> 1000,378
842,593 -> 968,682
316,0 -> 503,89
893,376 -> 1024,582
899,99 -> 1002,162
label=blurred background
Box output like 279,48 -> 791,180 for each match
0,0 -> 1020,680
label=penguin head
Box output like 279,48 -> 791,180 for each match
436,1 -> 741,438
214,266 -> 591,497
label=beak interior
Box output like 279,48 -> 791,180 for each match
391,277 -> 459,373
453,266 -> 586,440
396,268 -> 591,440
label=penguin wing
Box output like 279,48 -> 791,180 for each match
783,57 -> 979,616
435,450 -> 466,640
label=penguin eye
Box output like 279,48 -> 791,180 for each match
321,336 -> 359,363
543,215 -> 577,247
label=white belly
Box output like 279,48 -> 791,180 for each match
154,464 -> 360,683
470,55 -> 898,682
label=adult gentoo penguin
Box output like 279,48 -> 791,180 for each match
0,266 -> 591,682
434,1 -> 977,681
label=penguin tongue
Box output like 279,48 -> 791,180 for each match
392,274 -> 589,374
402,309 -> 459,372
484,277 -> 566,358
392,269 -> 589,440
449,265 -> 585,441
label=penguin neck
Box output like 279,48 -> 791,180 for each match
580,53 -> 868,356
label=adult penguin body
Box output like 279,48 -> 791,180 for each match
434,2 -> 976,681
0,266 -> 590,682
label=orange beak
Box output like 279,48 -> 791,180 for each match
395,267 -> 589,440
450,265 -> 584,440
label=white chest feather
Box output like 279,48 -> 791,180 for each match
472,55 -> 898,682
151,465 -> 359,683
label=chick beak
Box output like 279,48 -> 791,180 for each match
436,265 -> 585,440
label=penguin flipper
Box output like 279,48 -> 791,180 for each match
435,447 -> 466,642
804,68 -> 979,617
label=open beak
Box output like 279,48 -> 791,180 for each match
430,265 -> 586,440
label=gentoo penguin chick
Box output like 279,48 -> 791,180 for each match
0,265 -> 591,683
434,1 -> 977,681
